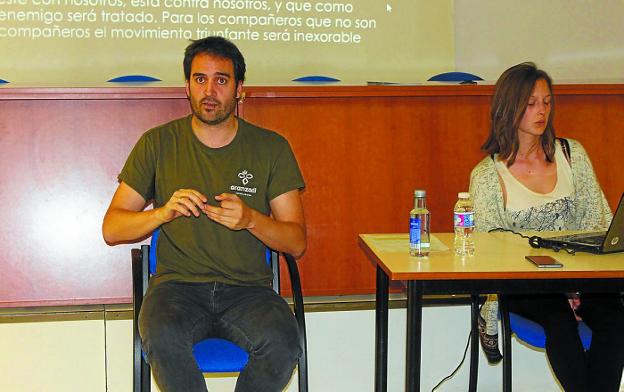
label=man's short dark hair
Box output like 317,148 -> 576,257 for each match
183,37 -> 246,84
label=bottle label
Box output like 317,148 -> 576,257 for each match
409,217 -> 421,245
454,211 -> 475,228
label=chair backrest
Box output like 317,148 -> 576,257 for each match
427,71 -> 483,82
148,228 -> 280,293
148,229 -> 159,275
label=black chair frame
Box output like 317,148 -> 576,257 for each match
132,245 -> 309,392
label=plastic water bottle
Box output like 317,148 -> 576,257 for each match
454,192 -> 475,256
409,190 -> 430,257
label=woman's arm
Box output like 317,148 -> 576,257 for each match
568,139 -> 612,230
469,157 -> 509,232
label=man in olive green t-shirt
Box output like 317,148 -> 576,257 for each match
103,37 -> 306,392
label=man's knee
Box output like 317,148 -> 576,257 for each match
253,309 -> 302,364
274,322 -> 302,361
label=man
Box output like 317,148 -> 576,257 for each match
102,36 -> 306,392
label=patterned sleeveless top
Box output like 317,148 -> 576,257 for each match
495,142 -> 575,231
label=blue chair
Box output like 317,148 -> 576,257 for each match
108,75 -> 161,83
427,72 -> 483,84
499,297 -> 592,392
132,229 -> 308,391
292,75 -> 340,83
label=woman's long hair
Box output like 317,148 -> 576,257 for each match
482,62 -> 556,166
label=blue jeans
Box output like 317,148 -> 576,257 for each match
139,281 -> 302,392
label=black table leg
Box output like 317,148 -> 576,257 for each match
500,296 -> 512,392
375,265 -> 389,392
469,294 -> 479,392
406,280 -> 422,392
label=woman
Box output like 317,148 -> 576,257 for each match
469,62 -> 624,392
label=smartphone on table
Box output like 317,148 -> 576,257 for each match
525,255 -> 563,268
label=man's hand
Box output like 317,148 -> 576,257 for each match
201,189 -> 305,257
155,188 -> 208,223
104,182 -> 210,245
204,193 -> 255,230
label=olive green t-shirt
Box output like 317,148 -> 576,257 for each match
119,116 -> 304,287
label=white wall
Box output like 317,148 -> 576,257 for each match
1,305 -> 579,392
454,0 -> 624,82
0,318 -> 106,391
300,306 -> 563,392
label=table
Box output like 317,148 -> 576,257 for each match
359,232 -> 624,392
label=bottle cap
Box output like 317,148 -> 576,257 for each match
414,190 -> 426,197
458,192 -> 470,199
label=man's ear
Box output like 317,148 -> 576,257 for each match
185,79 -> 190,98
236,81 -> 244,100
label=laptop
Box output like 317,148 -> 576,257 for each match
539,193 -> 624,254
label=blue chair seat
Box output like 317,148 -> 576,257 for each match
141,338 -> 249,373
194,339 -> 249,373
509,312 -> 592,350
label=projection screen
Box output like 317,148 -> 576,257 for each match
0,0 -> 453,85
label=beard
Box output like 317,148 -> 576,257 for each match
190,96 -> 237,126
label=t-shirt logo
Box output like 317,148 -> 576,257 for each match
230,169 -> 257,197
238,170 -> 254,185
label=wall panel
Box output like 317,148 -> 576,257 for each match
0,84 -> 621,303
